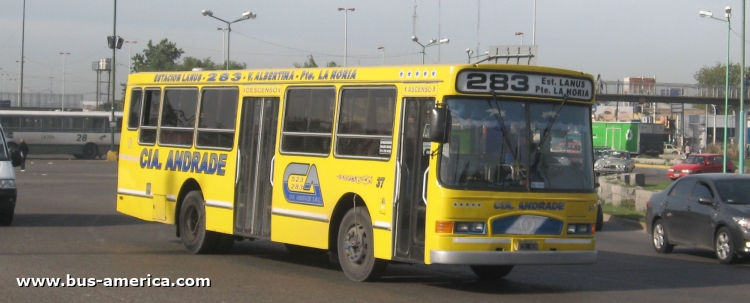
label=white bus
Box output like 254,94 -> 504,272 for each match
0,110 -> 122,159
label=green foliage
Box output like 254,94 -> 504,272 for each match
131,39 -> 247,72
602,203 -> 645,222
131,39 -> 185,72
693,61 -> 750,86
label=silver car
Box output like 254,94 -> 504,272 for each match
594,150 -> 635,175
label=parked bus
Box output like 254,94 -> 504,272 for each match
0,110 -> 123,159
116,64 -> 597,281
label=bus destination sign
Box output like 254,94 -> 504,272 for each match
456,71 -> 593,101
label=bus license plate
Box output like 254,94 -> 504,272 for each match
518,241 -> 539,251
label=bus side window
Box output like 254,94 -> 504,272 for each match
42,117 -> 63,131
127,88 -> 143,130
22,117 -> 42,131
158,88 -> 198,147
64,117 -> 84,132
335,87 -> 396,159
139,89 -> 161,145
196,88 -> 239,149
281,87 -> 335,155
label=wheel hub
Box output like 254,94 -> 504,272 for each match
344,224 -> 366,264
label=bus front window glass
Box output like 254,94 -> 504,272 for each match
281,88 -> 335,155
197,88 -> 238,149
336,87 -> 396,158
139,89 -> 161,144
438,98 -> 594,192
127,89 -> 143,129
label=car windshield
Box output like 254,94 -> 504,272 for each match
683,156 -> 705,164
603,150 -> 628,159
715,179 -> 750,204
437,97 -> 594,192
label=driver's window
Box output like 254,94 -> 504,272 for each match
692,182 -> 713,201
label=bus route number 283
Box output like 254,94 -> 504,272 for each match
463,72 -> 529,92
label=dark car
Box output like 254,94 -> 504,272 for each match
646,174 -> 750,263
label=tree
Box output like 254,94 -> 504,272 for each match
294,55 -> 318,68
693,61 -> 749,86
131,39 -> 185,72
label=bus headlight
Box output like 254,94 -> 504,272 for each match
442,221 -> 486,234
567,223 -> 591,234
0,179 -> 15,189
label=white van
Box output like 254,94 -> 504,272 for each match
0,124 -> 22,226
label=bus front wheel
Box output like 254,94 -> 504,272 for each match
337,207 -> 387,282
179,191 -> 218,254
470,265 -> 514,280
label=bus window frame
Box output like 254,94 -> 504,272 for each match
279,86 -> 337,157
127,88 -> 143,131
157,87 -> 199,148
194,87 -> 239,151
138,87 -> 162,146
333,85 -> 397,161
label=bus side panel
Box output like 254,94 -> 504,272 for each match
270,155 -> 396,259
117,194 -> 156,222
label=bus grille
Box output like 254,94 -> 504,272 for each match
491,215 -> 563,235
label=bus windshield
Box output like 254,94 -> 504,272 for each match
438,97 -> 594,192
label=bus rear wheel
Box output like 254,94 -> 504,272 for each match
81,143 -> 98,160
337,207 -> 387,282
179,191 -> 218,254
470,265 -> 514,280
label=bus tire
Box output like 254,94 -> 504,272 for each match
337,207 -> 387,282
470,265 -> 514,280
179,191 -> 218,254
0,206 -> 14,226
81,143 -> 98,160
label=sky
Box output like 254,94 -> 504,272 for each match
0,0 -> 747,101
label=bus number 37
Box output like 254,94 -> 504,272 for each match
465,72 -> 529,92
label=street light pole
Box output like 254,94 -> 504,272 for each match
515,32 -> 524,45
411,36 -> 450,64
700,8 -> 731,172
740,0 -> 746,174
202,9 -> 257,70
60,52 -> 70,110
377,46 -> 385,65
338,8 -> 355,67
19,0 -> 25,108
124,40 -> 136,73
217,28 -> 227,65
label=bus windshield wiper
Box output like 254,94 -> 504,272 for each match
531,94 -> 568,168
487,92 -> 518,164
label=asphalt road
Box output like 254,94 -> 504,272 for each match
3,160 -> 750,302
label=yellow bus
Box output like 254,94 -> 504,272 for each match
117,64 -> 598,281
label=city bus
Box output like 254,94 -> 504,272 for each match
116,64 -> 598,281
0,110 -> 123,159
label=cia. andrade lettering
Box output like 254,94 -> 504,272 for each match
139,148 -> 227,175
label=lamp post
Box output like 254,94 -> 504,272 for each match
700,7 -> 731,172
201,9 -> 257,70
19,0 -> 26,108
377,46 -> 385,65
338,8 -> 355,67
411,36 -> 450,64
60,52 -> 70,110
740,0 -> 746,174
217,28 -> 228,65
515,31 -> 524,45
466,48 -> 489,63
124,40 -> 136,73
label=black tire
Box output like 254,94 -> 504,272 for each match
672,151 -> 678,155
595,204 -> 604,231
715,227 -> 736,264
470,265 -> 514,280
0,207 -> 14,226
179,191 -> 218,254
81,143 -> 98,160
337,207 -> 387,282
652,219 -> 674,253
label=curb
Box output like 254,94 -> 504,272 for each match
603,214 -> 646,230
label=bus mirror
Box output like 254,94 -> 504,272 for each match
9,148 -> 22,167
428,108 -> 451,143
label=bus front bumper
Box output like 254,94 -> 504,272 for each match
430,250 -> 597,265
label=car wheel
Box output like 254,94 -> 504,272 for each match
715,227 -> 736,264
470,265 -> 514,280
672,151 -> 678,154
0,206 -> 14,226
652,220 -> 674,253
669,178 -> 677,181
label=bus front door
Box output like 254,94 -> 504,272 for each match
394,97 -> 434,262
234,97 -> 279,238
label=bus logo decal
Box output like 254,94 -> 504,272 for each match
283,163 -> 324,206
